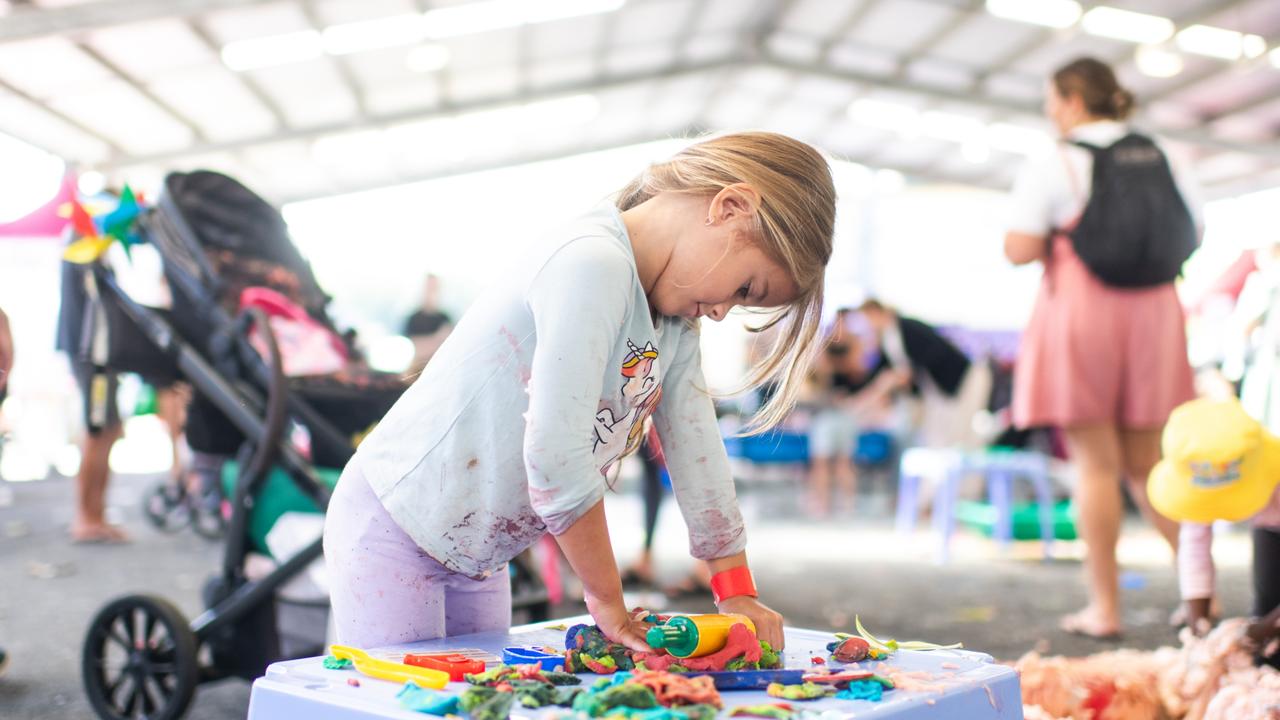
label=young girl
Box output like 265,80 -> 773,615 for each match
1149,397 -> 1280,662
324,132 -> 836,652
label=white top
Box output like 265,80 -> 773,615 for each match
1007,120 -> 1204,236
350,204 -> 746,579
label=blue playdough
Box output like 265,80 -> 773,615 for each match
836,679 -> 886,702
396,683 -> 461,715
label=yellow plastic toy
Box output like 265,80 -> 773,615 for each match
645,614 -> 757,658
1148,398 -> 1280,524
329,645 -> 450,688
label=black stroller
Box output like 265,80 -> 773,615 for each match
76,171 -> 550,720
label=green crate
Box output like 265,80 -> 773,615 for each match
221,461 -> 342,557
954,498 -> 1077,541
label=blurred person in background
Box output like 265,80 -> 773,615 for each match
56,253 -> 130,543
803,308 -> 907,517
1004,57 -> 1203,638
0,304 -> 10,675
858,299 -> 992,450
404,273 -> 452,375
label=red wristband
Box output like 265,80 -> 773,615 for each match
710,566 -> 758,605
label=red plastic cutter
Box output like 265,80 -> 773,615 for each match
403,653 -> 486,682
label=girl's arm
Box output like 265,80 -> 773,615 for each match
521,238 -> 649,649
554,500 -> 650,651
1178,522 -> 1215,634
652,331 -> 785,649
706,551 -> 784,650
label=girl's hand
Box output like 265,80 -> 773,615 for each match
585,593 -> 652,653
1185,598 -> 1213,638
717,595 -> 785,650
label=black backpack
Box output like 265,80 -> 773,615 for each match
1068,133 -> 1198,288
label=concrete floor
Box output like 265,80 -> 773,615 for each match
0,471 -> 1256,720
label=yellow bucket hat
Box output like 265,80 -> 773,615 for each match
1148,398 -> 1280,524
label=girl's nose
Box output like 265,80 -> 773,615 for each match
706,302 -> 731,321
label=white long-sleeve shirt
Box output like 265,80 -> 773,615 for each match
1179,487 -> 1280,601
349,204 -> 746,579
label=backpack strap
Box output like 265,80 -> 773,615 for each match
1059,143 -> 1086,206
1057,142 -> 1089,234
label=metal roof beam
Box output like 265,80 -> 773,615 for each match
273,125 -> 702,204
764,54 -> 1280,158
0,0 -> 272,43
101,57 -> 741,169
74,42 -> 209,144
274,121 -> 1010,205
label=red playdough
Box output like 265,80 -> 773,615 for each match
635,624 -> 763,672
832,637 -> 871,663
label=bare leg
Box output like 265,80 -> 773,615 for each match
834,454 -> 858,514
1119,427 -> 1178,552
1061,424 -> 1124,637
155,385 -> 189,488
808,457 -> 832,518
72,423 -> 128,542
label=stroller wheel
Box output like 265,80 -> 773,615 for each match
190,504 -> 225,541
143,482 -> 191,533
82,594 -> 199,720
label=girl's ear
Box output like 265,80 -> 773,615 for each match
708,184 -> 761,224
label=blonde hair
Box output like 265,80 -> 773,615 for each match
616,131 -> 836,434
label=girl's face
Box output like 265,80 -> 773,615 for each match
649,191 -> 800,321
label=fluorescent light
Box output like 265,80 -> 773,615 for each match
1175,25 -> 1268,61
322,14 -> 427,55
985,0 -> 1081,29
406,44 -> 451,72
221,30 -> 323,71
986,122 -> 1052,155
1271,47 -> 1280,69
1243,34 -> 1267,59
919,110 -> 984,143
1135,45 -> 1183,78
847,99 -> 920,136
961,141 -> 991,164
423,0 -> 625,39
1081,7 -> 1174,44
525,0 -> 625,23
423,0 -> 521,38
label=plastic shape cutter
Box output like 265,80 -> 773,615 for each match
502,646 -> 566,670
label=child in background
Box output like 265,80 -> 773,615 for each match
324,132 -> 836,651
1148,398 -> 1280,662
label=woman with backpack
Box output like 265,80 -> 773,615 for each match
1004,57 -> 1204,639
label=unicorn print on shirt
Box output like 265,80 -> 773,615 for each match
593,339 -> 662,476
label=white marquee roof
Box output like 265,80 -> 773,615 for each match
2,0 -> 1279,203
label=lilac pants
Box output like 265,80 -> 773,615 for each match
324,466 -> 512,647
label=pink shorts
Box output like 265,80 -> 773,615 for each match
1013,236 -> 1194,430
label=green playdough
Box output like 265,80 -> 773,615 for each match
322,655 -> 352,670
729,703 -> 796,720
566,624 -> 781,674
460,687 -> 515,720
766,682 -> 831,701
572,678 -> 659,717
